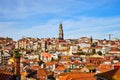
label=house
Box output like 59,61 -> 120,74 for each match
57,40 -> 68,51
114,62 -> 120,69
59,56 -> 70,64
86,54 -> 104,66
54,64 -> 66,77
2,51 -> 11,65
70,55 -> 82,61
31,66 -> 47,80
69,45 -> 78,55
78,42 -> 91,49
101,46 -> 110,55
69,60 -> 82,69
52,53 -> 58,60
0,57 -> 21,80
95,46 -> 102,52
57,50 -> 68,56
82,47 -> 91,53
45,61 -> 56,71
36,68 -> 47,80
40,52 -> 52,62
21,65 -> 48,80
108,48 -> 120,56
78,37 -> 91,43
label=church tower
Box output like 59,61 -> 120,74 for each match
58,23 -> 64,40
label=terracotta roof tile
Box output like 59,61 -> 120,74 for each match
114,62 -> 120,66
41,52 -> 52,58
37,68 -> 47,76
59,72 -> 96,80
56,65 -> 65,71
30,66 -> 41,70
95,68 -> 120,80
45,62 -> 55,66
97,64 -> 112,73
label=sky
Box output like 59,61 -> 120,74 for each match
0,0 -> 120,41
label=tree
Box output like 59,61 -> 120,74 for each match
97,51 -> 102,55
90,36 -> 93,44
72,52 -> 85,55
13,49 -> 22,58
78,52 -> 85,55
51,57 -> 54,62
92,49 -> 96,54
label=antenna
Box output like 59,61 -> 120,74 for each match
108,34 -> 113,41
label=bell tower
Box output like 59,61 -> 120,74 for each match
58,23 -> 64,40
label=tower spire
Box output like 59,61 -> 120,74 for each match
58,23 -> 64,40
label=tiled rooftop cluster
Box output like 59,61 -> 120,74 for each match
0,24 -> 120,80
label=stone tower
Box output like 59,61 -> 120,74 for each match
14,57 -> 21,80
58,23 -> 64,40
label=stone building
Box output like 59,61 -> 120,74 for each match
58,23 -> 64,40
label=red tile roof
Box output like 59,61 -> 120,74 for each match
37,68 -> 47,76
56,65 -> 65,71
95,68 -> 120,80
30,66 -> 41,70
114,62 -> 120,69
45,61 -> 56,66
59,72 -> 96,80
41,52 -> 52,58
97,64 -> 112,73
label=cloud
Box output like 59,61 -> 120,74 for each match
62,16 -> 120,39
0,0 -> 110,19
0,16 -> 119,40
0,0 -> 120,40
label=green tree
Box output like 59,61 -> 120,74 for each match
13,49 -> 22,58
72,52 -> 85,55
78,52 -> 85,55
97,51 -> 102,55
92,49 -> 96,54
51,57 -> 54,62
